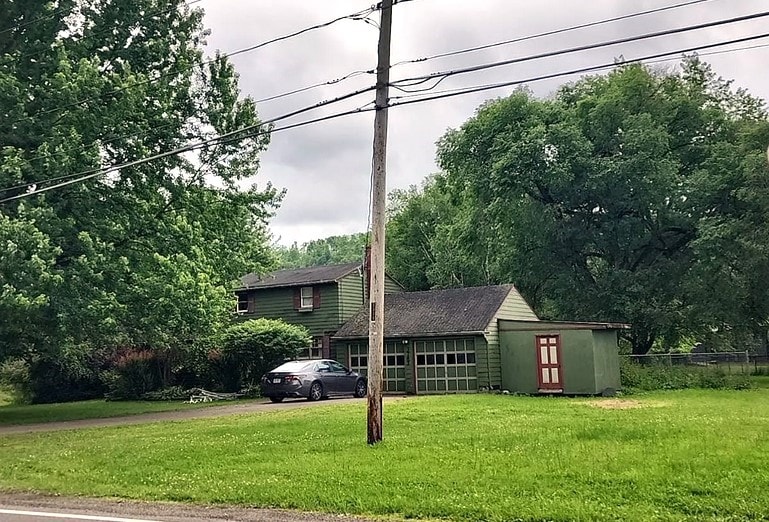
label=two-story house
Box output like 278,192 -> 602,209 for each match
235,262 -> 403,360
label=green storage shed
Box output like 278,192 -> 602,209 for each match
498,320 -> 626,395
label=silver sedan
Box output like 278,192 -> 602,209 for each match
261,359 -> 367,403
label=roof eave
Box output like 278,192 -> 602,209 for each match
332,330 -> 487,341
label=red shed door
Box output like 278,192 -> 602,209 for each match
536,335 -> 563,392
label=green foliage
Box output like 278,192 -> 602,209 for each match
218,319 -> 311,391
1,392 -> 769,521
0,0 -> 281,394
102,349 -> 163,401
140,386 -> 189,401
0,358 -> 32,404
276,233 -> 367,269
387,60 -> 769,353
620,359 -> 752,391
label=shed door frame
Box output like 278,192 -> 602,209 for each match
536,334 -> 563,392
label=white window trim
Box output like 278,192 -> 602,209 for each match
236,294 -> 249,314
300,286 -> 314,310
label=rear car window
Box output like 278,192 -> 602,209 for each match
272,361 -> 314,373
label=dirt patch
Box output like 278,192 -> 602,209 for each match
585,399 -> 647,409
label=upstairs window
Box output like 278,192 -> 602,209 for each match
236,293 -> 249,314
300,286 -> 314,309
294,286 -> 321,311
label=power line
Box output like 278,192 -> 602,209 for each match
1,82 -> 378,195
390,10 -> 769,88
0,4 -> 72,35
4,30 -> 768,203
388,32 -> 769,107
255,69 -> 374,104
10,4 -> 378,125
391,0 -> 714,68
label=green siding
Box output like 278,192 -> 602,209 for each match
483,287 -> 538,389
384,275 -> 405,293
242,283 -> 340,337
592,330 -> 621,392
498,320 -> 621,395
337,272 -> 365,324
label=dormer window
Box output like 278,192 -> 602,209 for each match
300,286 -> 314,310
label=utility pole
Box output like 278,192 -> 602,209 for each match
367,0 -> 393,445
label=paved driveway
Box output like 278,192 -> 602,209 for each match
0,397 -> 366,435
0,493 -> 379,521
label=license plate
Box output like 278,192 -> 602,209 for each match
273,378 -> 281,384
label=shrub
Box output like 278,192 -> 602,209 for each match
102,349 -> 163,400
620,359 -> 752,391
218,319 -> 311,391
0,358 -> 32,404
141,386 -> 190,401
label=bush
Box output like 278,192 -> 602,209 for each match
1,346 -> 108,404
620,359 -> 752,391
102,349 -> 163,400
218,319 -> 311,391
141,386 -> 190,401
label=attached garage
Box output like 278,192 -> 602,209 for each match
333,285 -> 538,394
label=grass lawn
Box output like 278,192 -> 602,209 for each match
0,398 -> 228,426
1,390 -> 768,522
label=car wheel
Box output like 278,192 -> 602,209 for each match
354,379 -> 367,398
308,381 -> 323,401
269,396 -> 284,403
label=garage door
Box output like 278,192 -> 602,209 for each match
348,341 -> 407,392
415,339 -> 477,393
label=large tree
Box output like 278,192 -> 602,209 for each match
387,60 -> 769,354
0,1 -> 278,377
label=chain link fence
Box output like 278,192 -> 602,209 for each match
621,352 -> 769,375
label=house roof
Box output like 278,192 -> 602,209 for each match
333,285 -> 515,339
238,262 -> 361,290
499,319 -> 631,331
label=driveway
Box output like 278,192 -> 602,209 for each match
0,397 -> 367,436
0,492 -> 381,521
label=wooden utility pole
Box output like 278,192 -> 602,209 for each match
367,0 -> 393,445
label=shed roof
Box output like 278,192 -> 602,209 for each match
498,319 -> 631,331
238,262 -> 361,290
333,285 -> 515,339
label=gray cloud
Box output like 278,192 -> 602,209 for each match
200,0 -> 769,245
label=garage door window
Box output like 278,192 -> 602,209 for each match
348,341 -> 406,392
415,338 -> 477,393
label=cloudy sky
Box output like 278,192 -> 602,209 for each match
198,0 -> 769,246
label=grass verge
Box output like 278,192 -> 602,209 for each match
0,398 -> 230,426
1,390 -> 768,521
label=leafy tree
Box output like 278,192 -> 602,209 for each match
0,0 -> 279,393
276,233 -> 368,269
388,60 -> 769,354
218,318 -> 311,391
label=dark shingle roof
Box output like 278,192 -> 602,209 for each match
238,262 -> 361,290
333,285 -> 514,339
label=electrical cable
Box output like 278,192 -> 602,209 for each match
9,4 -> 378,125
388,32 -> 769,106
391,0 -> 714,68
4,29 -> 768,203
390,10 -> 769,88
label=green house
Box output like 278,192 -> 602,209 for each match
235,262 -> 402,359
332,285 -> 539,393
498,320 -> 626,395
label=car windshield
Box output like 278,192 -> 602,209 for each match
272,361 -> 314,373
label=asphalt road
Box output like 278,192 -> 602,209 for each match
0,494 -> 378,522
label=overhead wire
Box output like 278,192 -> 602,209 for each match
391,0 -> 714,68
9,4 -> 379,125
389,10 -> 769,88
5,28 -> 768,204
387,32 -> 769,106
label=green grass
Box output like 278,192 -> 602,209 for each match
1,391 -> 768,521
0,398 -> 227,426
